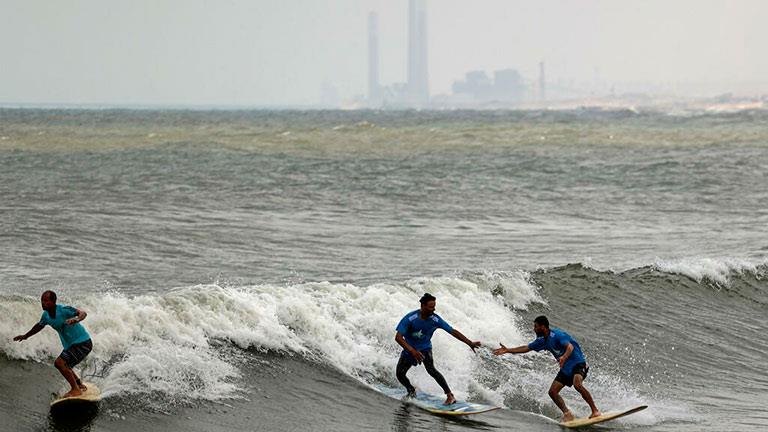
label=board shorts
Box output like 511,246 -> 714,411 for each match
59,339 -> 93,368
554,362 -> 588,387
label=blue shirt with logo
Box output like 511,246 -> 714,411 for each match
38,304 -> 91,350
527,327 -> 586,376
396,310 -> 453,352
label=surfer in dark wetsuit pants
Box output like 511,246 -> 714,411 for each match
14,290 -> 93,398
394,293 -> 481,405
493,315 -> 601,422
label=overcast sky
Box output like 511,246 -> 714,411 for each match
1,0 -> 766,106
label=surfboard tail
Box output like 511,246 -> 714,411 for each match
560,405 -> 648,428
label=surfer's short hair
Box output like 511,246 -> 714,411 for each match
420,293 -> 436,304
534,315 -> 549,328
41,290 -> 57,302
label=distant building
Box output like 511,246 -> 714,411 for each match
364,1 -> 430,109
452,71 -> 491,97
494,69 -> 524,102
380,83 -> 409,108
407,0 -> 429,106
450,68 -> 525,105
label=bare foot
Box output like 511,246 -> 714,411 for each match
62,388 -> 83,398
443,393 -> 456,405
403,388 -> 416,400
589,411 -> 602,418
561,411 -> 575,422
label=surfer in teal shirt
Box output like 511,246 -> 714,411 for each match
14,290 -> 93,398
493,316 -> 601,422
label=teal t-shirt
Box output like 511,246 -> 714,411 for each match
38,304 -> 91,349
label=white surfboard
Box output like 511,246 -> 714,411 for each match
376,385 -> 499,416
560,405 -> 647,428
50,382 -> 101,408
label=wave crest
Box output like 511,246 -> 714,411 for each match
1,272 -> 540,403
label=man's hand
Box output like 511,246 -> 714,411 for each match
558,343 -> 573,369
13,335 -> 26,342
65,318 -> 79,325
468,341 -> 481,353
410,349 -> 425,364
492,343 -> 508,356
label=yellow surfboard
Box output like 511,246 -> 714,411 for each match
560,405 -> 647,428
50,382 -> 101,408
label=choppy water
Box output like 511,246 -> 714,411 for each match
1,108 -> 767,431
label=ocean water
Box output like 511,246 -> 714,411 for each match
1,108 -> 766,431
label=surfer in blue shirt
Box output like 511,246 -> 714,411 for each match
395,293 -> 481,405
493,316 -> 601,422
14,290 -> 93,398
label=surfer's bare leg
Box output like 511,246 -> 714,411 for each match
548,381 -> 573,422
72,371 -> 87,391
54,357 -> 82,397
573,374 -> 600,418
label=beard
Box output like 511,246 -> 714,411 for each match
535,330 -> 545,337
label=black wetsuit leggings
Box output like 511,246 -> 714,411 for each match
396,350 -> 451,394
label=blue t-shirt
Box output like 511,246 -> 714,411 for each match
396,310 -> 453,352
527,327 -> 586,376
38,304 -> 91,350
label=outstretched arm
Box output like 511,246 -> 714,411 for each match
14,323 -> 45,342
395,331 -> 425,363
450,329 -> 481,352
558,343 -> 573,368
65,308 -> 87,325
492,343 -> 531,356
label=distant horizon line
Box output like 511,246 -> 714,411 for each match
1,95 -> 766,113
0,102 -> 324,111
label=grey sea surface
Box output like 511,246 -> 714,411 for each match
1,109 -> 766,431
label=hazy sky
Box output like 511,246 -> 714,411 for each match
1,0 -> 766,106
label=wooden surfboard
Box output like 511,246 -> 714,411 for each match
50,382 -> 101,408
560,405 -> 647,428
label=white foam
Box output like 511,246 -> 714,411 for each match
0,290 -> 247,403
652,257 -> 766,286
0,271 -> 688,422
2,296 -> 63,361
0,274 -> 539,404
461,269 -> 545,309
